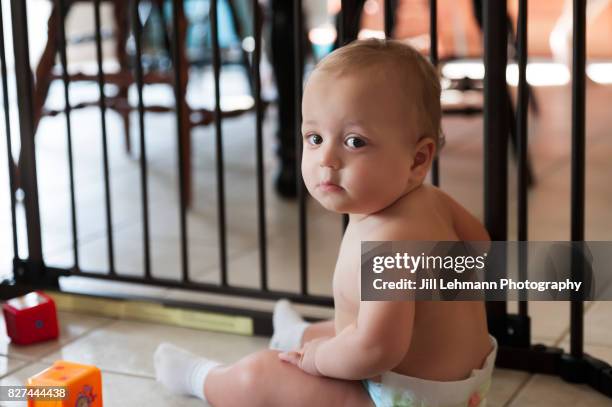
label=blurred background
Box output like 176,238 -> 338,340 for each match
1,0 -> 611,286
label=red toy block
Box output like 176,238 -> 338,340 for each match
2,291 -> 59,345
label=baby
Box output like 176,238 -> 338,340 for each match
154,38 -> 497,407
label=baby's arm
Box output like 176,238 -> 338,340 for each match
313,299 -> 414,380
309,222 -> 422,379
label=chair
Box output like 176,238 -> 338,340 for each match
28,0 -> 262,206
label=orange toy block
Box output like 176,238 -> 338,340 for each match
27,360 -> 103,407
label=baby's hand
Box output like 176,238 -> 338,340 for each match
278,337 -> 331,376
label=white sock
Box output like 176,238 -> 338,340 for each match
154,342 -> 220,403
269,299 -> 310,351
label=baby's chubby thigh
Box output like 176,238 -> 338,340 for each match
207,350 -> 372,407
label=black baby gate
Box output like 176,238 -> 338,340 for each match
0,0 -> 610,399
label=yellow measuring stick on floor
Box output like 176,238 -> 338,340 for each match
45,291 -> 254,336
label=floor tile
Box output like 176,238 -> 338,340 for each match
563,301 -> 612,348
488,368 -> 531,407
0,311 -> 114,362
100,369 -> 204,407
505,301 -> 599,346
508,373 -> 612,407
58,276 -> 169,299
218,219 -> 340,296
0,355 -> 29,379
41,319 -> 268,377
525,301 -> 571,345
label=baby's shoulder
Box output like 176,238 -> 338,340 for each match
395,184 -> 453,221
367,186 -> 456,241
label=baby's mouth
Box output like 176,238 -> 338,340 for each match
318,180 -> 343,192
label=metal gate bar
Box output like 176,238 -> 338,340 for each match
171,0 -> 191,282
56,0 -> 80,270
210,0 -> 229,286
430,0 -> 440,186
131,0 -> 153,278
0,0 -> 18,264
294,0 -> 308,295
569,0 -> 586,360
93,0 -> 117,275
9,0 -> 44,279
252,0 -> 269,291
517,0 -> 529,321
483,0 -> 510,345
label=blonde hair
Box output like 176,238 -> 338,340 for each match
313,38 -> 444,152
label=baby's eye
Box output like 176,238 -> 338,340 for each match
306,134 -> 323,145
345,136 -> 366,149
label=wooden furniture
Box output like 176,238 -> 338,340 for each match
30,0 -> 259,206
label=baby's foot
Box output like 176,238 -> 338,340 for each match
269,299 -> 310,351
153,342 -> 220,402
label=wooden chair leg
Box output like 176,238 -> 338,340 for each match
179,107 -> 192,208
119,97 -> 132,155
113,0 -> 132,155
16,4 -> 60,191
177,2 -> 192,207
33,6 -> 60,133
226,0 -> 255,94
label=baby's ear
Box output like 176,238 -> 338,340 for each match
411,137 -> 436,175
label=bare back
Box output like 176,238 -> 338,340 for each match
333,185 -> 492,381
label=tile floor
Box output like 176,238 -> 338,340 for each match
0,303 -> 610,406
1,4 -> 612,404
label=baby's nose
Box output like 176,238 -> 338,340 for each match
319,146 -> 340,169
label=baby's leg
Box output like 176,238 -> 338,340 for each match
205,349 -> 373,407
155,344 -> 372,406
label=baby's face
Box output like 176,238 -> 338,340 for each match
301,69 -> 424,215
